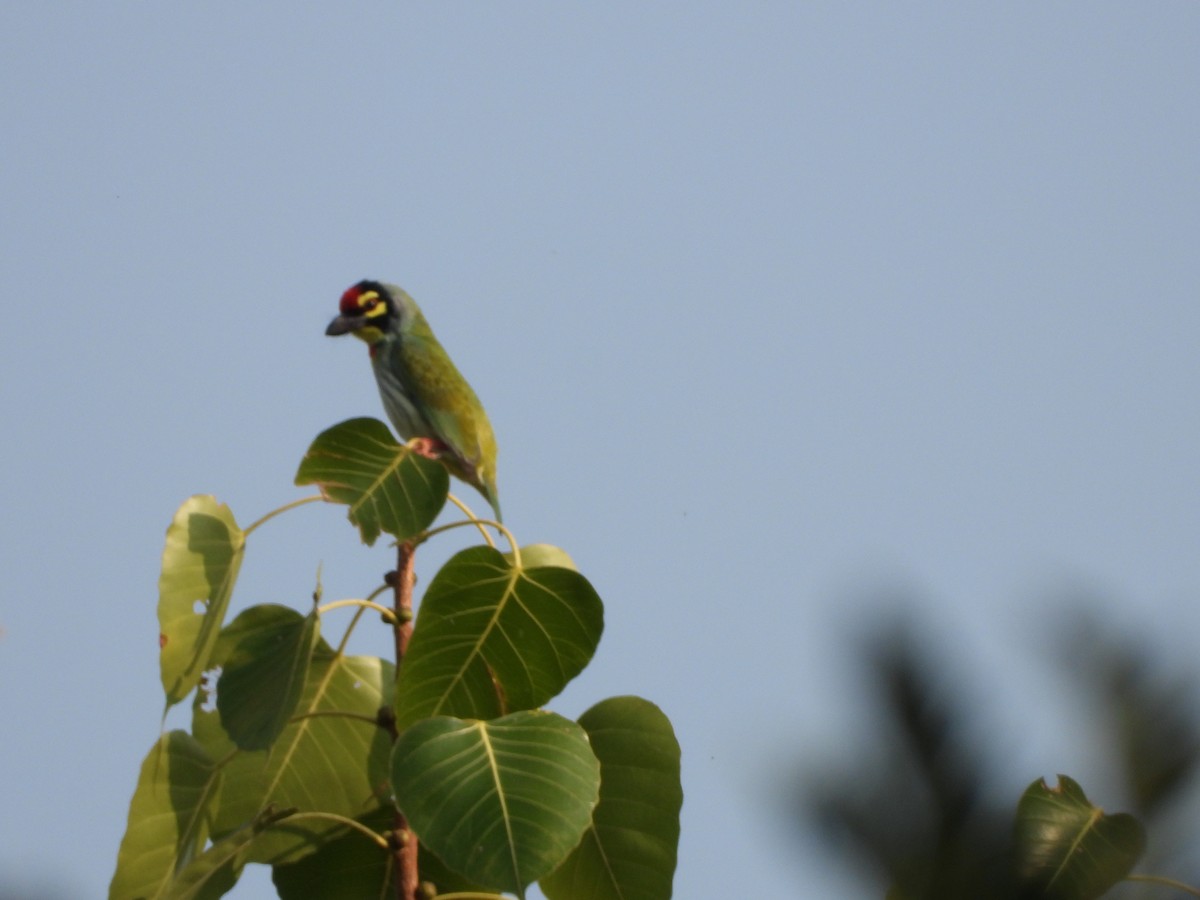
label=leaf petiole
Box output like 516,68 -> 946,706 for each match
243,494 -> 324,537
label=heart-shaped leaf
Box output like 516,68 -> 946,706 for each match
109,732 -> 223,900
194,648 -> 395,865
1014,774 -> 1145,899
394,545 -> 604,728
541,696 -> 682,900
158,496 -> 245,706
391,711 -> 601,897
295,417 -> 449,544
216,605 -> 321,751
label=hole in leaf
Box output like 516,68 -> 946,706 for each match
193,599 -> 209,615
198,667 -> 222,712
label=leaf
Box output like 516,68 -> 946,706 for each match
163,807 -> 291,900
1014,774 -> 1146,899
392,711 -> 601,898
394,545 -> 604,728
109,732 -> 223,900
160,825 -> 253,900
158,496 -> 245,706
216,604 -> 321,751
270,808 -> 497,900
271,809 -> 391,900
541,696 -> 682,900
295,417 -> 449,544
194,650 -> 395,865
509,543 -> 579,572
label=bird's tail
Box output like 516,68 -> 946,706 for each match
480,481 -> 502,524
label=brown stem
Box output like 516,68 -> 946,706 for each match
389,540 -> 420,900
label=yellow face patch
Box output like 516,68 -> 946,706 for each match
358,290 -> 388,320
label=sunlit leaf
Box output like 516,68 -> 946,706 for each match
295,417 -> 449,544
109,732 -> 222,900
541,696 -> 682,900
194,646 -> 394,865
163,807 -> 291,900
1014,774 -> 1145,899
394,545 -> 603,728
158,496 -> 245,706
392,711 -> 601,897
508,543 -> 579,572
217,604 -> 320,751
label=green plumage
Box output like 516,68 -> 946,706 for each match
327,280 -> 501,522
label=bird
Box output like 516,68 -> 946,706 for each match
326,280 -> 501,522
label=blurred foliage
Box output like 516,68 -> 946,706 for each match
796,609 -> 1200,899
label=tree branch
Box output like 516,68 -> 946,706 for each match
389,540 -> 420,900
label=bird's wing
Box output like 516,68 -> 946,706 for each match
400,334 -> 487,471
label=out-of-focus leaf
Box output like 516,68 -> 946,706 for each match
1014,774 -> 1145,899
541,696 -> 682,900
216,604 -> 320,751
394,545 -> 603,728
391,711 -> 601,897
295,417 -> 448,544
158,496 -> 245,706
109,732 -> 222,900
194,645 -> 394,866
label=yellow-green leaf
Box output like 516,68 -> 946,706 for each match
194,650 -> 394,865
158,496 -> 245,706
109,732 -> 222,900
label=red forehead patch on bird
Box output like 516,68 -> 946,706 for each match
339,285 -> 364,314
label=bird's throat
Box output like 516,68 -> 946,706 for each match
353,326 -> 385,349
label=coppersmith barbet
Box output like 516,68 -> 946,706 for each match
326,280 -> 501,522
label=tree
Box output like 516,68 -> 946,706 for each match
109,417 -> 683,900
797,617 -> 1200,899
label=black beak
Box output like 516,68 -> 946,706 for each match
326,314 -> 367,336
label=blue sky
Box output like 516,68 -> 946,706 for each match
3,4 -> 1199,897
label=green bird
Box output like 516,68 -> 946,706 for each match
326,280 -> 501,522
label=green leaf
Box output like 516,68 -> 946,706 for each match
416,842 -> 501,897
295,417 -> 449,544
163,807 -> 290,900
109,732 -> 223,900
271,810 -> 391,900
160,826 -> 252,900
1014,774 -> 1146,899
158,496 -> 245,706
391,711 -> 601,897
271,809 -> 497,900
216,604 -> 321,751
194,650 -> 395,865
394,545 -> 604,728
541,696 -> 682,900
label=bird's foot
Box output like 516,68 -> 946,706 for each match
407,437 -> 449,460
